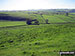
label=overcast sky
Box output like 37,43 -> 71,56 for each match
0,0 -> 75,10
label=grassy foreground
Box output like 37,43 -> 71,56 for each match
0,24 -> 75,56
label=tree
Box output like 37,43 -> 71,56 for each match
66,12 -> 69,16
45,19 -> 49,24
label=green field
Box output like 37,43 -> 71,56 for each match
0,11 -> 75,56
0,21 -> 26,27
0,11 -> 75,23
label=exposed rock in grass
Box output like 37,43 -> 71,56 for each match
29,44 -> 32,46
1,45 -> 5,47
8,40 -> 13,43
31,52 -> 35,56
31,54 -> 35,56
35,42 -> 40,45
23,51 -> 27,54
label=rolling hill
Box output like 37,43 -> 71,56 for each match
0,10 -> 75,56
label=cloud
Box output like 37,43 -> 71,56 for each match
0,0 -> 75,10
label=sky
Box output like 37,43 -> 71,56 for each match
0,0 -> 75,10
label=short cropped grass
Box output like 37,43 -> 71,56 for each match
0,24 -> 75,56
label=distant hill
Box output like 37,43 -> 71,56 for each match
0,9 -> 75,13
38,9 -> 75,13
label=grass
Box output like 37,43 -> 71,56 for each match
0,11 -> 75,23
0,21 -> 26,27
0,24 -> 75,56
0,11 -> 75,56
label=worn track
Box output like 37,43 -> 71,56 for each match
0,22 -> 75,29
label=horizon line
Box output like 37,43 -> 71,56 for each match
0,8 -> 75,11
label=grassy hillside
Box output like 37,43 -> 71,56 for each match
0,24 -> 75,56
0,14 -> 75,27
0,11 -> 75,56
0,11 -> 75,24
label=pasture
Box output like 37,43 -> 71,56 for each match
0,11 -> 75,56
